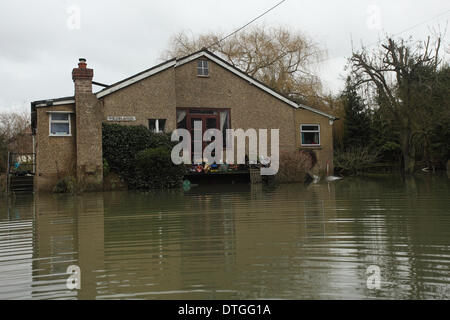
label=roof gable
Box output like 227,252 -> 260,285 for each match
31,50 -> 337,120
175,51 -> 337,120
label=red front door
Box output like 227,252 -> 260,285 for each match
187,114 -> 219,161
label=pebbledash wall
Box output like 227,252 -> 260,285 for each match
31,50 -> 337,192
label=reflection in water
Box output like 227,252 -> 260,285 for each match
0,174 -> 449,299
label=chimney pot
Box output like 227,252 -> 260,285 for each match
72,57 -> 93,83
78,58 -> 87,69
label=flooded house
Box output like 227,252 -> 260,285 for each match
30,49 -> 337,192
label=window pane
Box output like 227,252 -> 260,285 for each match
302,132 -> 319,145
158,119 -> 166,132
302,125 -> 319,131
197,60 -> 208,76
177,112 -> 187,129
51,113 -> 69,121
198,67 -> 207,76
51,123 -> 70,135
149,119 -> 156,132
206,117 -> 217,129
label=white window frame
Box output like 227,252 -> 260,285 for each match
300,124 -> 320,146
149,119 -> 165,133
197,60 -> 209,77
49,112 -> 71,137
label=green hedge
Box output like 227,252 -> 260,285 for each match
135,147 -> 186,189
102,123 -> 185,190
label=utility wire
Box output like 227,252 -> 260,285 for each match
364,8 -> 450,48
317,8 -> 450,64
207,0 -> 287,49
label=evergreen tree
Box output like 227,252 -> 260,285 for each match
341,79 -> 371,150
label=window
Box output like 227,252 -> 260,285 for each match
176,108 -> 230,147
197,60 -> 209,76
301,124 -> 320,146
149,119 -> 166,133
49,113 -> 71,136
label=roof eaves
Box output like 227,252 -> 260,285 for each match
32,96 -> 75,108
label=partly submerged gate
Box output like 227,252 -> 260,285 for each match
6,152 -> 35,194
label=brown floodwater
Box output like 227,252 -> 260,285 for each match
0,174 -> 449,300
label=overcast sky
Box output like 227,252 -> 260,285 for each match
0,0 -> 448,113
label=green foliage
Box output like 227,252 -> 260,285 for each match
102,123 -> 171,175
103,158 -> 110,177
102,123 -> 185,190
53,176 -> 76,193
341,80 -> 371,149
367,109 -> 401,162
334,146 -> 379,175
412,64 -> 450,165
349,36 -> 449,173
135,147 -> 186,189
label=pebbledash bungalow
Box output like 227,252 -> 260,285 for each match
30,49 -> 337,192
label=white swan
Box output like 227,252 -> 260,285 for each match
325,161 -> 343,182
325,175 -> 343,182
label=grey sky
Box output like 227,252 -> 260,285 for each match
0,0 -> 448,113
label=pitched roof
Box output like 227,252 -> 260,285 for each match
95,58 -> 177,98
175,50 -> 338,120
31,96 -> 75,108
31,49 -> 338,120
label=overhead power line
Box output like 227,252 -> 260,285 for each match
207,0 -> 287,49
317,8 -> 450,65
390,8 -> 450,39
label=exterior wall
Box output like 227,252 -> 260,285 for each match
100,68 -> 177,131
35,104 -> 76,191
295,109 -> 334,173
33,55 -> 335,191
75,81 -> 103,191
174,58 -> 297,153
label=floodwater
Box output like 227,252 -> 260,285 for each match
0,174 -> 449,300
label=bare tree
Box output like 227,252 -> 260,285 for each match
0,111 -> 30,142
350,36 -> 444,173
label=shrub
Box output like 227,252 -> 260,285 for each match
102,123 -> 171,175
334,146 -> 379,175
134,147 -> 186,189
103,158 -> 110,177
102,123 -> 184,190
276,150 -> 310,183
53,176 -> 76,193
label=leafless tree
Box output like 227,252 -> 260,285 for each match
350,36 -> 444,173
0,111 -> 31,143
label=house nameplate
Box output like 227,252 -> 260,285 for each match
107,116 -> 136,122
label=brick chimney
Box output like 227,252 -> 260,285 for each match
72,58 -> 103,191
72,58 -> 93,94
